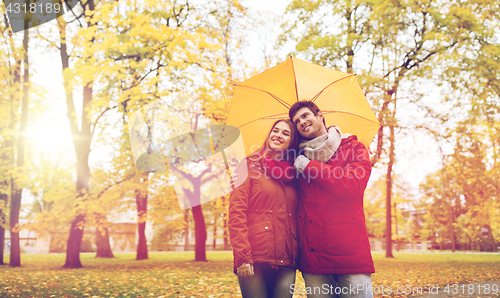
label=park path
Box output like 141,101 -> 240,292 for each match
413,280 -> 500,298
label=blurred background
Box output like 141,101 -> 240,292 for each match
0,0 -> 498,268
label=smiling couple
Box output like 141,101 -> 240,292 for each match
228,100 -> 375,298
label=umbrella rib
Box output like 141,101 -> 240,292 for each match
321,110 -> 382,127
236,84 -> 291,109
290,57 -> 299,102
222,113 -> 290,141
226,112 -> 290,135
311,74 -> 357,103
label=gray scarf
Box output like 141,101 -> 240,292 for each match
299,125 -> 350,163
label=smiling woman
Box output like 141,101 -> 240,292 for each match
228,119 -> 300,298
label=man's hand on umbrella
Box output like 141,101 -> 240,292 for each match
237,263 -> 254,278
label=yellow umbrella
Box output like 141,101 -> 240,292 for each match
226,57 -> 381,155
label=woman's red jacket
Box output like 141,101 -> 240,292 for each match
228,157 -> 298,274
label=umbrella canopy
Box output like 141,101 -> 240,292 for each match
226,57 -> 381,155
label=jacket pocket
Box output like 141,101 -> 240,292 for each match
248,220 -> 271,255
323,212 -> 360,255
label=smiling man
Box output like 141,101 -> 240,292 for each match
289,100 -> 375,298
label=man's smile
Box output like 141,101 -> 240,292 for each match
302,124 -> 311,133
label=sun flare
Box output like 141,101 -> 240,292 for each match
28,116 -> 73,155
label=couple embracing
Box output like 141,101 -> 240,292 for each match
228,100 -> 375,298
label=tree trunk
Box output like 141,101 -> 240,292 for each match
136,173 -> 148,260
57,0 -> 95,269
213,201 -> 217,250
63,83 -> 92,268
95,212 -> 113,258
184,210 -> 189,251
484,224 -> 497,252
49,233 -> 59,253
3,5 -> 21,267
0,206 -> 5,265
9,188 -> 21,267
448,213 -> 456,252
213,222 -> 217,250
95,227 -> 114,258
2,69 -> 16,266
184,177 -> 207,261
64,214 -> 85,267
385,124 -> 395,258
441,165 -> 456,253
393,202 -> 399,252
10,18 -> 30,268
224,224 -> 229,250
222,197 -> 229,250
192,205 -> 207,261
345,6 -> 354,74
1,156 -> 9,265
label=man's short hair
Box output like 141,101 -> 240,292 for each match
288,100 -> 326,126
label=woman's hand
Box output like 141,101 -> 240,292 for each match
236,263 -> 254,278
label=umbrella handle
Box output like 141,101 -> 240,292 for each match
221,149 -> 235,192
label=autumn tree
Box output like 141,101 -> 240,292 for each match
47,0 -> 101,268
0,11 -> 22,264
0,2 -> 31,267
365,174 -> 414,249
419,0 -> 500,251
419,94 -> 499,251
134,99 -> 234,261
420,164 -> 462,250
89,0 -> 215,261
196,0 -> 249,253
8,8 -> 31,268
34,0 -> 203,265
73,0 -> 248,261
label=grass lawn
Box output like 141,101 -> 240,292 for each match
0,251 -> 499,297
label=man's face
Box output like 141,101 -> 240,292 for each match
292,107 -> 327,140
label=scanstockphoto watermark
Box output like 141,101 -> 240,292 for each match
258,164 -> 368,181
291,284 -> 500,296
3,0 -> 80,33
256,149 -> 368,181
249,145 -> 370,163
371,284 -> 499,295
290,283 -> 373,296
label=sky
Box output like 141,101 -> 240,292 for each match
24,0 -> 448,202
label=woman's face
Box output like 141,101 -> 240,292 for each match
268,121 -> 292,151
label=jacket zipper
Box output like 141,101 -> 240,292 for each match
277,180 -> 287,268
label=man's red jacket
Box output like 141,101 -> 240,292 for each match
296,135 -> 375,275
